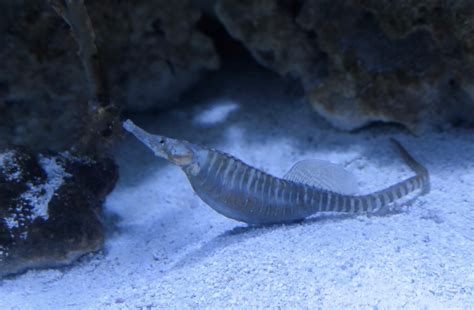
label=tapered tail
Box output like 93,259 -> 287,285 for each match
339,139 -> 430,214
390,138 -> 430,194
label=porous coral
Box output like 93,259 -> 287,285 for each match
215,0 -> 474,131
296,0 -> 452,131
0,148 -> 117,278
216,0 -> 327,87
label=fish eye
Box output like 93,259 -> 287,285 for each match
159,140 -> 165,144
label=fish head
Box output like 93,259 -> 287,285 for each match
123,119 -> 196,167
158,137 -> 196,166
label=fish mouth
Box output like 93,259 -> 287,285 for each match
122,119 -> 167,158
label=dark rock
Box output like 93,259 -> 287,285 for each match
0,148 -> 118,278
2,0 -> 473,139
215,0 -> 327,87
298,0 -> 474,131
0,0 -> 219,150
214,0 -> 474,131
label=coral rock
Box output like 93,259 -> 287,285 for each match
215,0 -> 474,131
0,148 -> 117,278
296,0 -> 474,131
215,0 -> 327,87
0,0 -> 219,150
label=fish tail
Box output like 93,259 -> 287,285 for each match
390,138 -> 430,194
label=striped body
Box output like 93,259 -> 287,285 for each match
122,120 -> 430,225
185,141 -> 430,224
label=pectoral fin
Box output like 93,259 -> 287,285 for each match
283,159 -> 359,195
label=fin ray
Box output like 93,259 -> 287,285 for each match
283,159 -> 359,195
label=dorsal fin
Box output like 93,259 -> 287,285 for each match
283,159 -> 359,195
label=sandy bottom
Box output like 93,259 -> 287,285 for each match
1,68 -> 473,308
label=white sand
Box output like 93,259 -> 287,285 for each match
1,68 -> 473,308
